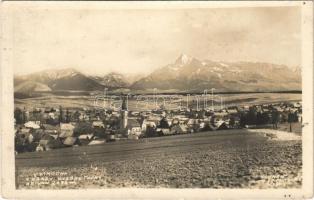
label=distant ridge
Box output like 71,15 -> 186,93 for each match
131,54 -> 301,92
14,55 -> 301,94
14,68 -> 105,92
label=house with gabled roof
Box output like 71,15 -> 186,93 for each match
126,118 -> 142,136
227,108 -> 238,115
156,128 -> 171,135
171,124 -> 188,134
39,134 -> 63,151
24,121 -> 40,129
63,137 -> 78,146
19,128 -> 31,135
88,138 -> 106,145
59,123 -> 75,138
140,118 -> 157,132
42,124 -> 59,134
92,121 -> 105,128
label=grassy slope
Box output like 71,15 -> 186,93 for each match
16,129 -> 302,189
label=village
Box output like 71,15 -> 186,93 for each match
14,95 -> 302,154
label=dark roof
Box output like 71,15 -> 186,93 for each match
32,129 -> 45,140
40,134 -> 55,142
42,124 -> 59,130
127,119 -> 140,128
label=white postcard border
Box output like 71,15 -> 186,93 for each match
0,1 -> 313,199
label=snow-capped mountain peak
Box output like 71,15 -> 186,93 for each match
90,72 -> 130,88
131,55 -> 301,92
37,68 -> 80,81
175,54 -> 193,65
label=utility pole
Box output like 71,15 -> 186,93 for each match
126,93 -> 129,110
186,94 -> 190,109
211,88 -> 215,111
163,97 -> 166,109
103,88 -> 108,109
154,88 -> 157,110
204,90 -> 208,109
196,96 -> 199,111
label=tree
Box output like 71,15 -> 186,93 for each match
108,116 -> 120,130
46,117 -> 58,125
281,112 -> 288,123
229,116 -> 235,128
256,112 -> 262,125
262,112 -> 271,125
271,110 -> 279,129
66,109 -> 70,123
15,136 -> 26,153
145,126 -> 157,137
239,112 -> 247,127
59,106 -> 63,123
32,108 -> 41,122
73,111 -> 80,122
288,111 -> 294,132
203,122 -> 214,131
14,108 -> 23,124
210,115 -> 216,126
99,110 -> 105,120
247,107 -> 257,125
93,127 -> 106,138
159,117 -> 170,128
73,122 -> 93,136
23,107 -> 27,123
293,111 -> 299,122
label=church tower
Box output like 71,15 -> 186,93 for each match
120,95 -> 128,129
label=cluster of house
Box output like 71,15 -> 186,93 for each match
14,99 -> 302,153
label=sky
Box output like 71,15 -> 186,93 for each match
11,5 -> 301,75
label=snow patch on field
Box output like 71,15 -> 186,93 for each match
219,62 -> 229,67
248,129 -> 301,141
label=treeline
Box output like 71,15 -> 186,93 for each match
239,108 -> 299,128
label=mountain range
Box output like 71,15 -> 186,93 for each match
14,54 -> 301,94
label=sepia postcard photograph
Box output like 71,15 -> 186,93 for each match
0,1 -> 313,199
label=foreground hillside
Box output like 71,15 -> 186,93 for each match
16,129 -> 302,189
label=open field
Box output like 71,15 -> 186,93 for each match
16,129 -> 302,189
15,92 -> 301,110
277,122 -> 302,135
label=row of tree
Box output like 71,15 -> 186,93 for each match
239,109 -> 299,131
15,107 -> 75,125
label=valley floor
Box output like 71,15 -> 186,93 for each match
14,92 -> 301,110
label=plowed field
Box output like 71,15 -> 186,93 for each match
16,129 -> 302,189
